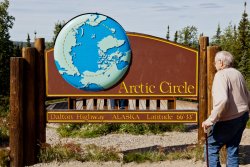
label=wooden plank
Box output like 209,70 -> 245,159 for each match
22,47 -> 37,165
46,110 -> 198,123
207,46 -> 221,116
146,99 -> 150,109
156,100 -> 160,110
168,99 -> 176,109
83,99 -> 87,109
198,36 -> 209,143
10,58 -> 24,167
34,38 -> 46,148
93,99 -> 97,110
136,99 -> 139,110
103,99 -> 108,110
150,100 -> 156,110
68,97 -> 76,109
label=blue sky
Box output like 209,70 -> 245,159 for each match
7,0 -> 249,42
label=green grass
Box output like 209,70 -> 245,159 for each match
38,142 -> 84,162
0,96 -> 9,117
123,144 -> 203,163
39,143 -> 203,164
45,98 -> 67,106
0,116 -> 9,145
57,123 -> 187,138
166,145 -> 203,161
57,123 -> 120,138
0,124 -> 9,144
0,149 -> 10,167
84,144 -> 121,162
123,151 -> 166,163
0,96 -> 10,143
38,143 -> 121,163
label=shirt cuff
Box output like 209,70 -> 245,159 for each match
204,118 -> 214,126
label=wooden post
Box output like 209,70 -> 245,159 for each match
34,38 -> 46,146
10,58 -> 24,167
198,36 -> 209,143
68,97 -> 76,109
82,98 -> 87,110
207,46 -> 221,116
93,99 -> 97,110
136,99 -> 140,110
103,99 -> 107,110
22,47 -> 37,165
156,100 -> 160,110
168,99 -> 176,109
146,99 -> 150,109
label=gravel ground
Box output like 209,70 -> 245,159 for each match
30,124 -> 250,167
46,124 -> 197,151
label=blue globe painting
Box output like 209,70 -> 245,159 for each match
54,13 -> 131,91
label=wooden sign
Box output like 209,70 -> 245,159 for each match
46,32 -> 198,98
47,110 -> 197,123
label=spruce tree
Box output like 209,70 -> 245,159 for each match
211,24 -> 222,45
220,23 -> 240,61
237,2 -> 250,87
238,49 -> 250,89
47,21 -> 65,48
52,21 -> 64,42
13,44 -> 22,57
174,31 -> 178,42
166,25 -> 170,40
238,2 -> 250,50
238,50 -> 248,76
26,33 -> 31,47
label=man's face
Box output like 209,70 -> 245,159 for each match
215,59 -> 223,71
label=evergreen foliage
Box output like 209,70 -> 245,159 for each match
211,2 -> 250,88
174,31 -> 178,42
0,0 -> 15,96
238,2 -> 249,50
13,44 -> 22,57
47,21 -> 65,48
26,33 -> 31,47
177,26 -> 198,49
211,24 -> 222,46
166,25 -> 170,40
219,23 -> 240,64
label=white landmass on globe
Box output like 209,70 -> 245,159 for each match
110,28 -> 116,33
98,35 -> 125,52
55,28 -> 80,76
87,15 -> 107,26
80,34 -> 129,89
107,51 -> 123,61
80,51 -> 130,89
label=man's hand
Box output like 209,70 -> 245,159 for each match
202,119 -> 213,133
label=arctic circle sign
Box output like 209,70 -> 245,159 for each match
47,13 -> 198,97
54,13 -> 131,91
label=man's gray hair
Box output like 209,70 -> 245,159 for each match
215,51 -> 234,67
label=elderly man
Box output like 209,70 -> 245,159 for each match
202,51 -> 249,167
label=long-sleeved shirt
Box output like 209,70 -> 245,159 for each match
206,67 -> 250,124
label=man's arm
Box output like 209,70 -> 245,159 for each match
202,72 -> 228,130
